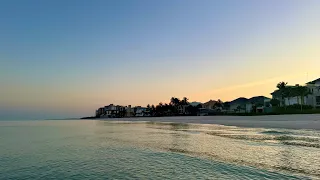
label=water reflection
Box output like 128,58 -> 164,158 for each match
2,120 -> 315,180
94,120 -> 320,178
169,123 -> 190,153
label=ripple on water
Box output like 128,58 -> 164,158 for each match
261,130 -> 290,135
0,120 -> 319,179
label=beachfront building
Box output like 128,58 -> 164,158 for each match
198,108 -> 210,116
250,96 -> 271,113
189,102 -> 202,107
228,98 -> 248,113
103,104 -> 116,117
271,85 -> 307,106
135,107 -> 150,117
197,100 -> 222,115
177,105 -> 189,115
227,96 -> 271,113
94,104 -> 126,118
306,78 -> 320,108
271,78 -> 320,108
96,107 -> 105,117
125,105 -> 134,117
202,100 -> 217,109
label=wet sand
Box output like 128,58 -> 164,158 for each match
104,114 -> 320,130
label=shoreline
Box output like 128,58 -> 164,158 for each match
91,114 -> 320,130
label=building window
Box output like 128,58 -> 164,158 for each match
316,96 -> 320,105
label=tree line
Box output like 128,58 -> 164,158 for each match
146,97 -> 203,116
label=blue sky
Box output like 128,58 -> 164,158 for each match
1,0 -> 320,119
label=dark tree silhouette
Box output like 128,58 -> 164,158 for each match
276,81 -> 288,108
181,97 -> 189,105
294,85 -> 311,111
270,99 -> 280,107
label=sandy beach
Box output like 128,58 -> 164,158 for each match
101,114 -> 320,130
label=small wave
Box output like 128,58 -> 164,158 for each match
177,129 -> 201,134
260,130 -> 288,135
274,135 -> 295,141
275,135 -> 320,143
282,141 -> 320,148
206,132 -> 320,148
167,148 -> 192,154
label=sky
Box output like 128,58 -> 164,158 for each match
1,0 -> 320,120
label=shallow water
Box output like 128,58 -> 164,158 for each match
0,120 -> 319,179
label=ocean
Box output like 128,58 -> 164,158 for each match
0,119 -> 319,179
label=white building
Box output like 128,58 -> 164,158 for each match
135,107 -> 150,117
284,96 -> 307,106
271,78 -> 320,108
306,78 -> 320,108
177,105 -> 189,115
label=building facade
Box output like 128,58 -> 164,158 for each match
95,104 -> 126,118
271,78 -> 320,108
177,105 -> 189,115
306,78 -> 320,108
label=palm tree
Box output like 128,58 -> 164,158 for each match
175,98 -> 181,106
174,97 -> 181,106
213,99 -> 223,111
295,85 -> 311,111
277,81 -> 287,89
170,97 -> 180,106
285,87 -> 293,106
276,82 -> 288,108
156,102 -> 164,115
146,104 -> 151,115
216,99 -> 223,107
170,97 -> 175,106
236,105 -> 242,112
181,97 -> 189,105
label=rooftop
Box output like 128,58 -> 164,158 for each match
203,100 -> 218,105
307,78 -> 320,84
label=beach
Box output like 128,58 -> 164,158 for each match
100,114 -> 320,130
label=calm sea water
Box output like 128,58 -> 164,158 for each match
0,120 -> 319,179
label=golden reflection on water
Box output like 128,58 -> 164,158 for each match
95,121 -> 320,178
